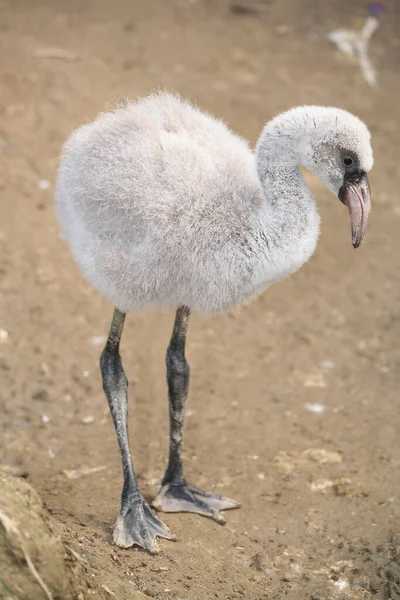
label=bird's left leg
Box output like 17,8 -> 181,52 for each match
101,308 -> 174,553
152,306 -> 240,524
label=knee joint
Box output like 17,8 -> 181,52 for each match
166,346 -> 190,379
100,341 -> 115,371
100,341 -> 127,387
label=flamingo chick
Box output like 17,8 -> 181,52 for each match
55,93 -> 373,553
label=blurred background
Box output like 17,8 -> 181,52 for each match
1,0 -> 400,598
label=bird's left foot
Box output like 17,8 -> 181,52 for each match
151,481 -> 240,524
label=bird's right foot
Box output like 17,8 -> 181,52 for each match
152,480 -> 240,524
113,495 -> 175,553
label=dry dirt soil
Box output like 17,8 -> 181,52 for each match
1,0 -> 400,598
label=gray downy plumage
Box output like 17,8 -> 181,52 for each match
56,93 -> 373,314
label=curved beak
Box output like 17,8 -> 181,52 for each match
338,171 -> 371,248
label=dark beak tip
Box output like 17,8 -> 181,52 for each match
340,171 -> 371,250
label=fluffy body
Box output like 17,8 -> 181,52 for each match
56,93 -> 372,313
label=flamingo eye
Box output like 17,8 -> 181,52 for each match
343,156 -> 353,167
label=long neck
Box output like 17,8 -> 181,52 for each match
253,111 -> 320,277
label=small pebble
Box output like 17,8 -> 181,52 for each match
303,372 -> 327,388
33,48 -> 79,61
41,362 -> 51,376
257,472 -> 265,480
63,465 -> 107,480
89,335 -> 106,346
81,415 -> 95,425
83,370 -> 90,377
304,402 -> 326,414
310,479 -> 334,492
320,359 -> 335,370
38,179 -> 51,190
41,414 -> 50,423
0,328 -> 9,343
334,579 -> 349,591
250,553 -> 266,572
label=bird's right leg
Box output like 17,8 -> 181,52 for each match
100,308 -> 175,553
152,306 -> 239,523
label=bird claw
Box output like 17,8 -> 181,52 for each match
113,495 -> 175,553
151,481 -> 240,524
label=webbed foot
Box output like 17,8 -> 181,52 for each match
113,495 -> 175,553
151,481 -> 240,524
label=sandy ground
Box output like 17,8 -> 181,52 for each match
1,0 -> 400,598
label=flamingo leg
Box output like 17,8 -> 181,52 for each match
152,306 -> 240,523
100,308 -> 174,553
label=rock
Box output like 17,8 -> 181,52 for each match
250,553 -> 267,572
0,470 -> 87,600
